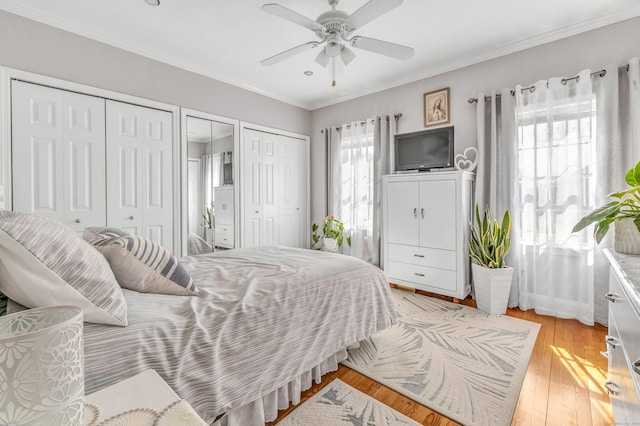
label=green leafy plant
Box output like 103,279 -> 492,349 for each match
311,216 -> 352,250
202,207 -> 215,229
572,160 -> 640,243
468,204 -> 511,268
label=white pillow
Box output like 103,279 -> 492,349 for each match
0,211 -> 127,326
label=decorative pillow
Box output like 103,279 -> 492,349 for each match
0,292 -> 7,316
0,211 -> 128,326
83,227 -> 199,296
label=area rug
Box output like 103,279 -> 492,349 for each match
278,379 -> 420,426
343,289 -> 540,426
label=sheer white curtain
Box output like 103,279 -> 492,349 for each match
328,117 -> 393,265
203,152 -> 224,215
475,59 -> 638,325
514,71 -> 597,325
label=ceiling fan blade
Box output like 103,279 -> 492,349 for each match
262,3 -> 323,32
344,0 -> 403,30
261,41 -> 320,65
350,36 -> 413,60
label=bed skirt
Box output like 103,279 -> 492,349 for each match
214,348 -> 349,426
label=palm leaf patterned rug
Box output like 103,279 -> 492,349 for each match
278,379 -> 421,426
343,288 -> 540,426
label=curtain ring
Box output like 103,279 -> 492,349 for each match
561,78 -> 567,85
576,75 -> 580,83
530,86 -> 536,93
599,70 -> 607,77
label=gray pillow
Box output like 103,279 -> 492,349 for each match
0,211 -> 127,326
84,227 -> 199,296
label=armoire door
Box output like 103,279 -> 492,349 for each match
386,180 -> 419,246
418,179 -> 456,250
11,80 -> 106,232
279,135 -> 307,248
106,100 -> 173,250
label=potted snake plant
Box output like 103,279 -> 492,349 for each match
468,204 -> 513,315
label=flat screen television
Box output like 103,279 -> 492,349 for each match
394,126 -> 454,171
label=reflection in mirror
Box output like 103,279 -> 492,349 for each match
186,116 -> 234,255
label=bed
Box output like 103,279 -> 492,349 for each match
76,246 -> 397,424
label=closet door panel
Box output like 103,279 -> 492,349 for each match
12,81 -> 106,232
261,133 -> 278,245
241,129 -> 263,247
278,135 -> 307,248
106,101 -> 142,235
62,91 -> 106,231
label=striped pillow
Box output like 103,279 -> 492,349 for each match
84,228 -> 198,296
0,211 -> 127,326
0,292 -> 7,316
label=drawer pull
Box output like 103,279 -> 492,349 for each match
604,380 -> 620,396
414,272 -> 425,277
633,358 -> 640,376
605,292 -> 620,303
413,208 -> 417,219
414,254 -> 425,258
600,351 -> 608,359
605,335 -> 619,349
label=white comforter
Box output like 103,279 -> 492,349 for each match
82,246 -> 397,423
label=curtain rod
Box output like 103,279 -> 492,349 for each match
467,63 -> 630,104
320,113 -> 402,133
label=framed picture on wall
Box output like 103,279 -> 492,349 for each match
424,87 -> 450,127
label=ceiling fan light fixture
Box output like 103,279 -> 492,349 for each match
315,49 -> 330,67
340,46 -> 355,66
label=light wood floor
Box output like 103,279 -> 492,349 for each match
268,290 -> 612,426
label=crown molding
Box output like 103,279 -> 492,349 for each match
2,0 -> 640,111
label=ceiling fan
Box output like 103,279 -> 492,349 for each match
261,0 -> 414,86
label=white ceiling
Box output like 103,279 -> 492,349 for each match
2,0 -> 640,110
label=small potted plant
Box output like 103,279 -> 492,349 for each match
572,160 -> 640,254
202,207 -> 215,245
311,216 -> 351,253
468,204 -> 513,315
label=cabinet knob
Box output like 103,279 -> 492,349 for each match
75,219 -> 81,224
604,380 -> 620,396
421,208 -> 425,219
413,208 -> 417,218
129,216 -> 135,220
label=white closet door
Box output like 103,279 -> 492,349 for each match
261,132 -> 279,246
279,135 -> 307,248
106,101 -> 173,250
12,81 -> 106,232
241,128 -> 263,247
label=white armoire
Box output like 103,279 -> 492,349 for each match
214,185 -> 234,249
240,128 -> 308,248
382,171 -> 474,299
11,80 -> 174,251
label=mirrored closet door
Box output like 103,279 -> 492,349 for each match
184,112 -> 238,256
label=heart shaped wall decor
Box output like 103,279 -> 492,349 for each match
454,147 -> 479,172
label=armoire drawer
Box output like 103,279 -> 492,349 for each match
608,270 -> 640,380
387,243 -> 456,271
387,261 -> 457,292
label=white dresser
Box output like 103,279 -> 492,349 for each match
603,249 -> 640,423
214,186 -> 234,249
382,171 -> 474,299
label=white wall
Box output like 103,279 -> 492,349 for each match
0,11 -> 311,136
310,16 -> 640,225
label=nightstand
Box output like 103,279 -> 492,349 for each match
84,369 -> 206,425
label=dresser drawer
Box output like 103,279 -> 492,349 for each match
607,314 -> 640,421
215,231 -> 234,247
216,224 -> 234,235
609,270 -> 640,386
388,243 -> 456,271
387,261 -> 456,292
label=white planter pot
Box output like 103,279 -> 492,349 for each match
205,228 -> 214,246
615,218 -> 640,255
472,263 -> 514,315
323,237 -> 339,253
